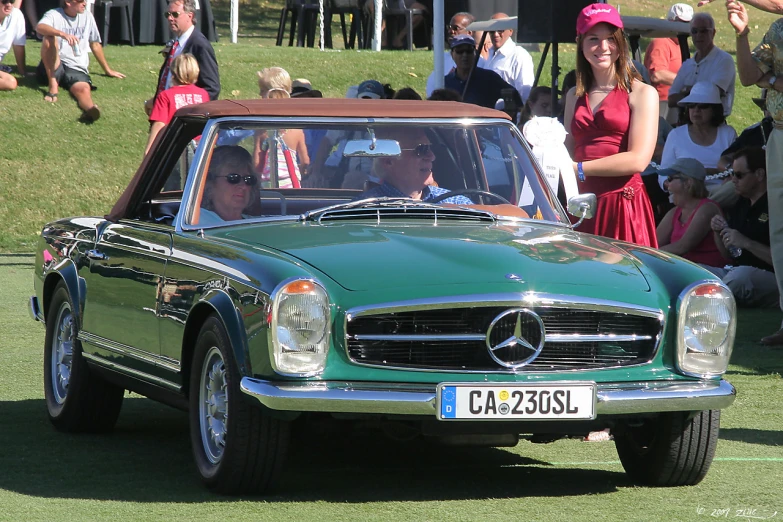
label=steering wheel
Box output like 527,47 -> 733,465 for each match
429,189 -> 511,205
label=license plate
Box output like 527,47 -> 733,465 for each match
436,383 -> 596,421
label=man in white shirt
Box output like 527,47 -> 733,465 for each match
0,0 -> 26,91
36,0 -> 125,122
668,12 -> 736,117
486,12 -> 534,103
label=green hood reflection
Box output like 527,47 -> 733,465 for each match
221,221 -> 650,292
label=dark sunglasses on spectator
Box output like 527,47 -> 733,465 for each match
1,0 -> 15,4
216,173 -> 258,186
687,104 -> 712,110
447,24 -> 467,32
732,169 -> 753,180
667,174 -> 684,182
453,47 -> 475,55
164,10 -> 183,18
690,28 -> 712,35
401,144 -> 434,157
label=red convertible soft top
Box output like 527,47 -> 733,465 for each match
107,99 -> 510,222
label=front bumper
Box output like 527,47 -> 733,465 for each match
240,378 -> 736,416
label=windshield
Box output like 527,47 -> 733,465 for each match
181,120 -> 568,227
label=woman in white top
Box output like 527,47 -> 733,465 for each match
659,81 -> 736,193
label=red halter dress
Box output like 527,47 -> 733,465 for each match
571,86 -> 658,248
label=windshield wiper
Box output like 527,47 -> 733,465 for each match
300,197 -> 497,224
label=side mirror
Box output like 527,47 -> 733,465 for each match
567,193 -> 597,229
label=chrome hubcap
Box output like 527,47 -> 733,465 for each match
199,346 -> 228,464
52,303 -> 74,405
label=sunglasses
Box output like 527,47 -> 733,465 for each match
401,144 -> 434,157
216,173 -> 258,186
687,104 -> 713,110
446,24 -> 467,32
667,174 -> 684,183
453,47 -> 475,55
164,10 -> 185,18
1,0 -> 15,4
732,169 -> 753,180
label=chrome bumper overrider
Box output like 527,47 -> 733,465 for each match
240,378 -> 736,416
29,296 -> 44,323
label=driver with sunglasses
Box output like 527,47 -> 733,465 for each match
361,128 -> 473,205
198,146 -> 259,224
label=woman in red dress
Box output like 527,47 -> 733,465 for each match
564,4 -> 659,247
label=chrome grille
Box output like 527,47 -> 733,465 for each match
346,305 -> 662,371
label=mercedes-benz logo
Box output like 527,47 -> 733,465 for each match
485,308 -> 545,369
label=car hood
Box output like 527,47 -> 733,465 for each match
221,221 -> 650,292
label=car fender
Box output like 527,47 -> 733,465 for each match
182,288 -> 252,385
42,258 -> 85,326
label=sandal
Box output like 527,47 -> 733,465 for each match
44,92 -> 58,103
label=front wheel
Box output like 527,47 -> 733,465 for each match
43,282 -> 124,432
615,410 -> 720,486
189,315 -> 289,494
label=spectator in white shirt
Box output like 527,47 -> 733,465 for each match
667,12 -> 736,118
486,12 -> 534,103
0,0 -> 25,91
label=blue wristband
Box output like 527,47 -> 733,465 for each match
577,162 -> 585,182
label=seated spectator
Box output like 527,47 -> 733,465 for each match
144,54 -> 208,155
518,86 -> 554,126
199,146 -> 260,224
428,88 -> 462,102
659,81 -> 736,194
722,88 -> 773,156
291,78 -> 312,96
656,158 -> 723,266
0,0 -> 26,91
704,147 -> 777,307
362,128 -> 473,204
444,34 -> 517,110
254,67 -> 309,187
393,87 -> 422,100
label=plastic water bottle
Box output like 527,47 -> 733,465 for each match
72,41 -> 81,57
722,228 -> 742,258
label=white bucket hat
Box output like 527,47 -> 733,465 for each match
667,3 -> 693,22
678,81 -> 723,106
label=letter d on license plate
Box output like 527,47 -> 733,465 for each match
437,383 -> 596,420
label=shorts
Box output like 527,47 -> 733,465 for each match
36,61 -> 95,91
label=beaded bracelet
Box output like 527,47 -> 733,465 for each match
577,162 -> 585,182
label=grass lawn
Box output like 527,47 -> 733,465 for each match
0,0 -> 780,252
1,2 -> 783,516
2,254 -> 782,520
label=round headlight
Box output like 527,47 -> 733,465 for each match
270,279 -> 331,375
677,281 -> 736,377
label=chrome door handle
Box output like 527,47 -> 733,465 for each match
86,249 -> 109,261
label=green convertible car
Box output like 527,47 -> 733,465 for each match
30,99 -> 736,494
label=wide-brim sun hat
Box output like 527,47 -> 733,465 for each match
576,3 -> 623,35
678,81 -> 722,106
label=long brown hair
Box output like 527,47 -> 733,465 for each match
575,24 -> 639,97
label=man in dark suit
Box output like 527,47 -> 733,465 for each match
144,0 -> 219,114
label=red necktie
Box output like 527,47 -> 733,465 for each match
156,40 -> 180,98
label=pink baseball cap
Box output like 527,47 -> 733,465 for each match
576,3 -> 623,35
